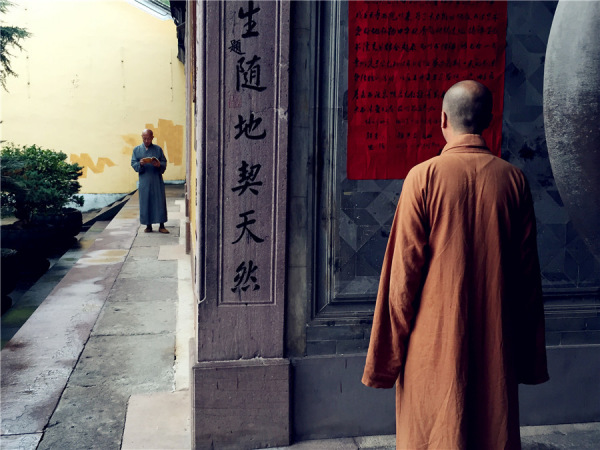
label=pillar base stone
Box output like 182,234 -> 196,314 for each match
192,358 -> 290,450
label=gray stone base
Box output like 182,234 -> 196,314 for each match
291,355 -> 395,442
291,346 -> 600,441
519,345 -> 600,425
192,358 -> 290,449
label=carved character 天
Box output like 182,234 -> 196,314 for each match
232,210 -> 264,244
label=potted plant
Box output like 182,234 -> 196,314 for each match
1,143 -> 84,223
1,144 -> 85,304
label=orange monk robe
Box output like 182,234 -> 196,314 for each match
362,134 -> 549,450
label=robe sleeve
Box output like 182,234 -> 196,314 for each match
131,148 -> 145,174
362,168 -> 429,389
514,179 -> 549,385
158,148 -> 167,175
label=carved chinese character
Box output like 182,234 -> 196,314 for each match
232,210 -> 264,244
228,39 -> 245,55
234,113 -> 267,140
236,55 -> 266,92
231,260 -> 260,293
232,161 -> 262,196
238,1 -> 260,38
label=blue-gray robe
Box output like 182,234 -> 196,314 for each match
131,144 -> 168,225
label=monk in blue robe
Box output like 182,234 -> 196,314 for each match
130,129 -> 169,233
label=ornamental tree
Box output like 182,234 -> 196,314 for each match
0,0 -> 30,91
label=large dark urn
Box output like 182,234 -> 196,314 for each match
30,207 -> 83,240
0,208 -> 82,308
0,208 -> 82,254
543,1 -> 600,260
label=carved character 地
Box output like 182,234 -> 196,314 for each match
234,113 -> 267,140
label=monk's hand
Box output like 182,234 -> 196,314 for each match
140,159 -> 146,166
152,159 -> 160,168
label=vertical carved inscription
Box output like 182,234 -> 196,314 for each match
222,1 -> 275,304
348,1 -> 507,179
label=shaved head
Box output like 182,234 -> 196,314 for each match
142,129 -> 154,148
442,80 -> 493,135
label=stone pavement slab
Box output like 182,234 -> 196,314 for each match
354,435 -> 397,449
0,433 -> 42,450
0,359 -> 74,436
107,277 -> 179,303
128,245 -> 160,259
66,331 -> 175,392
521,422 -> 600,449
122,390 -> 191,450
92,300 -> 176,335
118,259 -> 178,280
159,242 -> 188,260
38,385 -> 129,450
271,438 -> 359,449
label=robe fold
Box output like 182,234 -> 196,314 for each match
131,143 -> 168,225
362,134 -> 549,450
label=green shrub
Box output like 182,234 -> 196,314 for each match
1,143 -> 84,221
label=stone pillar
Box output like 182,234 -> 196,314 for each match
192,1 -> 290,449
544,1 -> 600,260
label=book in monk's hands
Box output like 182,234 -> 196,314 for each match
141,157 -> 159,164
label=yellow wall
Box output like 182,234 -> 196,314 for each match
0,0 -> 185,194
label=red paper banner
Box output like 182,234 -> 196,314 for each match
348,1 -> 507,179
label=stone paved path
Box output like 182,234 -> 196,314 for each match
1,185 -> 190,450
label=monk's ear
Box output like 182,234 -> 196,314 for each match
441,111 -> 448,129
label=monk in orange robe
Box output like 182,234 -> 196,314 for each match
362,80 -> 549,449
